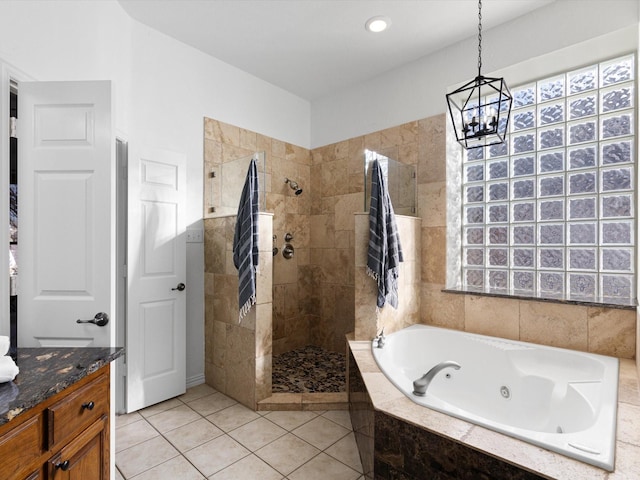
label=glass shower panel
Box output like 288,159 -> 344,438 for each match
364,149 -> 416,216
209,151 -> 266,217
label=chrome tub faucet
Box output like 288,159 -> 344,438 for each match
413,360 -> 461,396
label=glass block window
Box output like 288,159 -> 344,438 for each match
461,54 -> 635,304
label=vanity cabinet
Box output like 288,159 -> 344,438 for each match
0,367 -> 110,480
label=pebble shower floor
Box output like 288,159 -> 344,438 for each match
272,346 -> 346,393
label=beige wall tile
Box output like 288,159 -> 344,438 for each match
464,295 -> 519,340
421,226 -> 446,284
418,114 -> 446,184
212,274 -> 238,325
255,354 -> 272,403
397,216 -> 419,262
418,181 -> 446,227
354,214 -> 369,267
239,128 -> 257,151
587,307 -> 636,358
519,302 -> 588,351
225,324 -> 257,408
255,303 -> 272,358
421,285 -> 465,330
334,193 -> 361,231
354,266 -> 378,341
310,214 -> 335,249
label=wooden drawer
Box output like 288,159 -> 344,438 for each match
48,415 -> 108,480
47,372 -> 109,449
0,415 -> 44,480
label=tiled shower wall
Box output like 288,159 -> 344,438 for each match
203,213 -> 273,409
203,119 -> 313,357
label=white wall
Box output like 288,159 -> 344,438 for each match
0,0 -> 311,387
127,21 -> 311,384
310,0 -> 640,148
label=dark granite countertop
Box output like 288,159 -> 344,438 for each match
0,347 -> 124,427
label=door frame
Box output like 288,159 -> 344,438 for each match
115,136 -> 128,414
0,60 -> 31,342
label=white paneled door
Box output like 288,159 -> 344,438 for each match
126,148 -> 186,412
18,81 -> 114,348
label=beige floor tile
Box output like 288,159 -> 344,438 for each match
115,411 -> 143,428
207,403 -> 261,432
145,404 -> 202,434
292,415 -> 350,450
116,435 -> 180,479
129,455 -> 205,480
262,410 -> 318,431
163,417 -> 224,452
325,432 -> 363,473
209,454 -> 283,480
115,419 -> 159,453
288,452 -> 361,480
179,383 -> 218,404
187,392 -> 237,416
255,433 -> 320,476
228,417 -> 287,451
321,410 -> 353,430
115,467 -> 125,480
184,435 -> 250,477
139,398 -> 184,418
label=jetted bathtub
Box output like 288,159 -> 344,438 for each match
371,324 -> 619,471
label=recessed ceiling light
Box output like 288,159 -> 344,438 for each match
365,16 -> 391,33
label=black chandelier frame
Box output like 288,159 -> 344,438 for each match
446,0 -> 512,150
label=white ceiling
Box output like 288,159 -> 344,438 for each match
118,0 -> 556,101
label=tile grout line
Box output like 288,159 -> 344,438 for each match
118,397 -> 210,479
117,392 -> 361,479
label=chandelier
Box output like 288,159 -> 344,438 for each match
446,0 -> 512,149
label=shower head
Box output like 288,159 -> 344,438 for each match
285,178 -> 303,195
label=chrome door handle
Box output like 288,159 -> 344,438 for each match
77,312 -> 109,327
172,282 -> 186,292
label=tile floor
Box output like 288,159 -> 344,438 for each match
115,384 -> 364,479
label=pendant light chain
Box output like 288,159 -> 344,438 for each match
477,0 -> 483,77
445,0 -> 512,149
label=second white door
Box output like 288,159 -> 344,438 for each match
126,147 -> 187,412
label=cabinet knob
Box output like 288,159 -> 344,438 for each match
82,401 -> 95,411
55,460 -> 70,471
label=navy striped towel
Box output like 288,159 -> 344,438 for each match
367,159 -> 403,309
233,157 -> 259,322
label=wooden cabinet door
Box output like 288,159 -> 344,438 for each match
48,415 -> 108,480
0,415 -> 43,480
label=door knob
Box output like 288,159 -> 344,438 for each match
172,282 -> 186,291
76,312 -> 109,327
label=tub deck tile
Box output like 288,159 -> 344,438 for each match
349,338 -> 640,479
